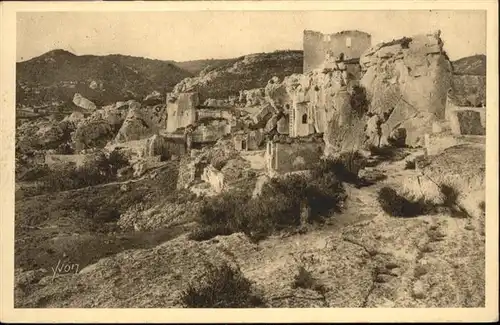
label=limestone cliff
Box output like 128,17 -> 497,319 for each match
360,31 -> 452,147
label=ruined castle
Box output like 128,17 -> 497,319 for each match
303,30 -> 372,73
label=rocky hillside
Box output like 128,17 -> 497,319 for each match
16,50 -> 193,108
451,54 -> 486,76
172,50 -> 304,102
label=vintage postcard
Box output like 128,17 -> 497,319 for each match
1,0 -> 498,323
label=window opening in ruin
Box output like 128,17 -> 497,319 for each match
241,139 -> 247,150
346,37 -> 352,48
302,114 -> 308,124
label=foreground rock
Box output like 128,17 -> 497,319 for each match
14,234 -> 251,308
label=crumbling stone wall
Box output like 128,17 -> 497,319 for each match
191,120 -> 231,143
143,134 -> 188,160
265,139 -> 324,176
196,108 -> 234,121
44,154 -> 87,168
303,30 -> 372,73
165,92 -> 199,133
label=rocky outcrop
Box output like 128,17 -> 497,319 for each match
72,93 -> 97,111
34,124 -> 65,148
115,102 -> 159,143
62,111 -> 85,125
201,165 -> 225,193
15,199 -> 485,308
239,88 -> 266,107
72,119 -> 114,152
360,31 -> 453,147
406,144 -> 485,219
87,105 -> 128,132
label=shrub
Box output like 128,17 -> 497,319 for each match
404,160 -> 416,170
180,263 -> 264,308
293,265 -> 315,289
292,265 -> 325,293
377,186 -> 426,217
314,152 -> 366,185
439,184 -> 469,218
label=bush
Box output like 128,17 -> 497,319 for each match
377,186 -> 426,217
404,160 -> 416,170
439,184 -> 469,218
315,151 -> 366,185
292,265 -> 325,293
180,263 -> 264,308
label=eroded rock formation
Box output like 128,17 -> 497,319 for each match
360,31 -> 453,147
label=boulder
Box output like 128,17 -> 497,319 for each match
72,93 -> 97,111
143,91 -> 163,105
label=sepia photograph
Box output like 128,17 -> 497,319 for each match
1,0 -> 498,323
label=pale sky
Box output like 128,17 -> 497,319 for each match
16,10 -> 486,62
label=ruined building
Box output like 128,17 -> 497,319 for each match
303,30 -> 372,73
165,92 -> 199,133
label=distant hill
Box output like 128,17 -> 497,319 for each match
174,58 -> 237,75
16,49 -> 194,108
452,54 -> 486,76
172,50 -> 304,101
